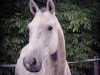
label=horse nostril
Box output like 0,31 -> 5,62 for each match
23,57 -> 42,72
31,58 -> 37,66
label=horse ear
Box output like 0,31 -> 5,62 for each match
46,0 -> 55,15
29,0 -> 40,15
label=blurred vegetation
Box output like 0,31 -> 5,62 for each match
0,0 -> 100,75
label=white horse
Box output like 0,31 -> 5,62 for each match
15,0 -> 71,75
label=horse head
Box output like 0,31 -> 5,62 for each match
23,0 -> 59,72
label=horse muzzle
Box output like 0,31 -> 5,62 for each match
23,57 -> 42,72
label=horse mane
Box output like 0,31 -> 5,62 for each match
40,7 -> 47,13
56,28 -> 66,75
49,27 -> 66,75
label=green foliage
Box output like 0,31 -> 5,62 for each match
0,17 -> 30,64
56,2 -> 91,32
0,0 -> 31,64
56,1 -> 99,57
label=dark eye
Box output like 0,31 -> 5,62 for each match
47,26 -> 53,31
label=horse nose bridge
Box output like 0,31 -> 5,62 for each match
29,27 -> 40,42
29,35 -> 38,45
28,33 -> 46,62
25,47 -> 42,62
29,36 -> 43,49
24,51 -> 41,65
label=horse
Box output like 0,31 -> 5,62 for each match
15,0 -> 71,75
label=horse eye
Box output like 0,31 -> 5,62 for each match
47,26 -> 53,31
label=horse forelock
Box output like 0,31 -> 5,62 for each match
40,7 -> 47,13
